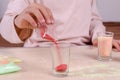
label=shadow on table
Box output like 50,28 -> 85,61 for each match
113,57 -> 120,62
82,46 -> 98,60
83,54 -> 97,61
112,49 -> 120,62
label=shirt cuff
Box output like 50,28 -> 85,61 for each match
0,15 -> 23,43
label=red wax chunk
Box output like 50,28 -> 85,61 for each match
56,64 -> 67,72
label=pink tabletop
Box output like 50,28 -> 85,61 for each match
0,46 -> 120,80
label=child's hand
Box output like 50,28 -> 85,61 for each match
92,39 -> 98,47
92,39 -> 120,52
14,3 -> 54,29
112,40 -> 120,51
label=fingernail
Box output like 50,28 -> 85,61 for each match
34,23 -> 37,27
47,20 -> 51,24
51,20 -> 54,24
41,19 -> 45,23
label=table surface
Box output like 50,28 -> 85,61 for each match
0,46 -> 120,80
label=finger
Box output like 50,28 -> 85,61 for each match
40,24 -> 46,34
118,40 -> 120,45
23,13 -> 37,29
117,40 -> 120,51
46,8 -> 54,24
113,41 -> 120,51
26,7 -> 45,24
92,39 -> 98,47
36,4 -> 51,24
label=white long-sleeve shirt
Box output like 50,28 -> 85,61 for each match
0,0 -> 105,47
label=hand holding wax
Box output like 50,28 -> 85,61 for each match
14,3 -> 54,29
14,3 -> 54,41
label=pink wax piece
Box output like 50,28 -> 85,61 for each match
0,60 -> 9,65
43,34 -> 57,43
56,64 -> 67,72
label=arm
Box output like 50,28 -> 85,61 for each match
89,0 -> 106,45
0,0 -> 31,43
90,0 -> 120,51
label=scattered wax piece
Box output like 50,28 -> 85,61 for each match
0,56 -> 8,61
0,60 -> 9,65
56,64 -> 67,72
0,55 -> 22,63
0,62 -> 21,75
7,57 -> 22,63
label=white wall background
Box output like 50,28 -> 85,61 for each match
0,0 -> 9,18
97,0 -> 120,22
0,0 -> 120,22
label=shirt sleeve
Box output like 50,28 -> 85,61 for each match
0,0 -> 31,43
90,0 -> 106,42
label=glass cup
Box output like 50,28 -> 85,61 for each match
51,43 -> 70,76
97,32 -> 114,61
